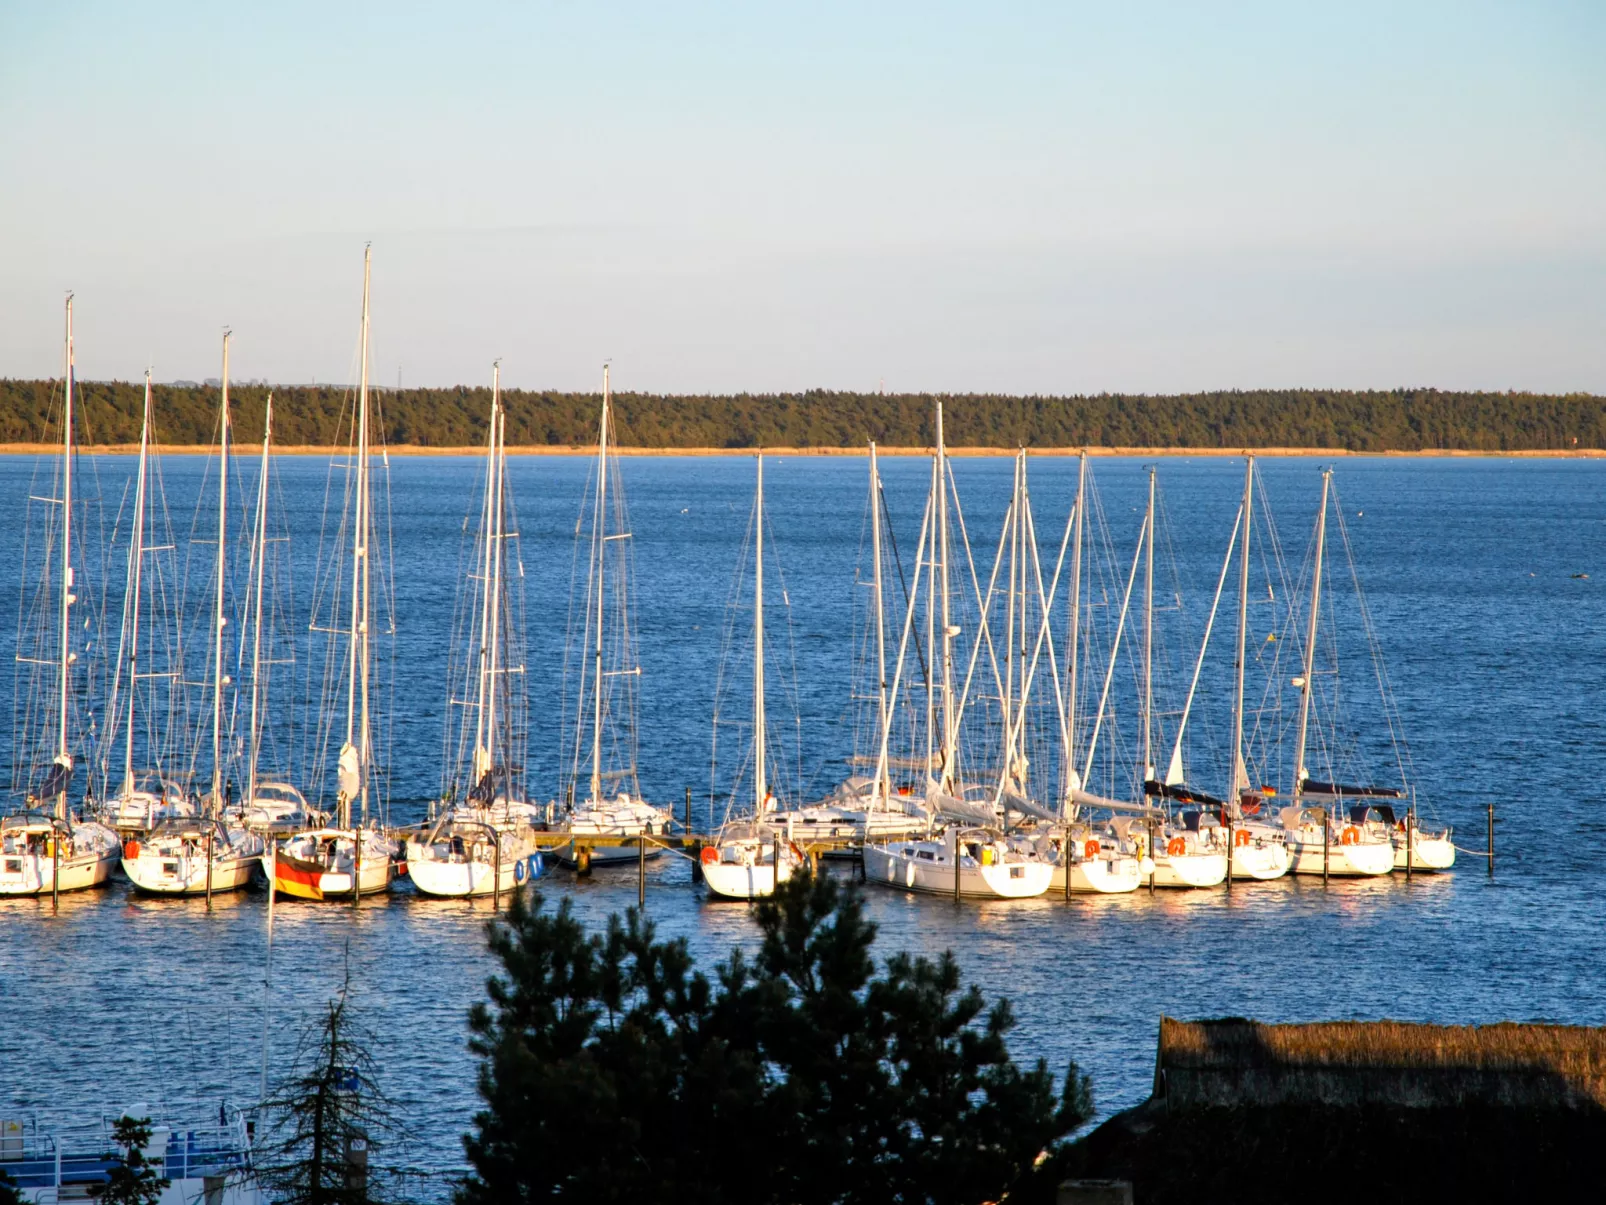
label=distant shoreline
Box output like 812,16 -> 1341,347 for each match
1,443 -> 1602,459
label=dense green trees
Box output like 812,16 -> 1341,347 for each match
3,378 -> 1602,451
458,872 -> 1091,1204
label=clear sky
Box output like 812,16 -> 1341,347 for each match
1,1 -> 1601,393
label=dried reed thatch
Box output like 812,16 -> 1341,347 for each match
1156,1017 -> 1606,1110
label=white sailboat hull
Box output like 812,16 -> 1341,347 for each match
1393,829 -> 1455,871
864,844 -> 1052,899
407,848 -> 538,897
1052,854 -> 1143,894
702,858 -> 790,901
0,822 -> 119,896
1286,835 -> 1395,877
123,849 -> 259,895
1149,850 -> 1228,888
1229,840 -> 1292,880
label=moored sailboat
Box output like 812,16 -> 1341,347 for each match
408,362 -> 543,898
273,247 -> 395,899
702,454 -> 805,901
556,366 -> 673,868
1,295 -> 119,897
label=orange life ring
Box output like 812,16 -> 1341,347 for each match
1340,826 -> 1361,846
1083,839 -> 1100,859
699,845 -> 719,865
1166,836 -> 1186,857
1234,828 -> 1252,848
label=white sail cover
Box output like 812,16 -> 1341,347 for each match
928,791 -> 999,826
1069,786 -> 1160,816
1000,790 -> 1061,822
337,742 -> 362,801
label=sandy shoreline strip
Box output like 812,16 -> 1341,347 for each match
0,443 -> 1601,459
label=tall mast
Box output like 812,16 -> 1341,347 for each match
869,443 -> 889,807
1002,452 -> 1020,785
246,393 -> 273,810
1064,454 -> 1085,798
343,245 -> 372,830
57,296 -> 75,817
211,332 -> 231,816
753,454 -> 767,814
590,366 -> 609,804
1141,467 -> 1156,786
936,400 -> 956,792
1229,457 -> 1253,802
1292,470 -> 1331,807
486,386 -> 506,792
474,364 -> 501,785
123,371 -> 153,799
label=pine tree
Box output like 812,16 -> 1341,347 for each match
255,975 -> 402,1205
458,873 -> 1093,1204
91,1116 -> 169,1205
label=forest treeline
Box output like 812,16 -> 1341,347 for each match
3,378 -> 1603,451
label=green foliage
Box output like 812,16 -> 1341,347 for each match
91,1115 -> 169,1205
256,977 -> 401,1205
458,873 -> 1092,1205
3,377 -> 1604,450
0,1169 -> 21,1205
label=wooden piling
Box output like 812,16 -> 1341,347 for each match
206,823 -> 215,908
638,835 -> 647,907
684,786 -> 692,836
1405,806 -> 1414,881
953,832 -> 961,903
1322,811 -> 1330,886
51,829 -> 59,912
492,831 -> 502,912
1487,803 -> 1495,877
1223,817 -> 1232,893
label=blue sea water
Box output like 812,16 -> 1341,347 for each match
1,451 -> 1602,1196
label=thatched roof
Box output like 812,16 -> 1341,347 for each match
1156,1017 -> 1606,1110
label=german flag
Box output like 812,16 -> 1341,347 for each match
274,855 -> 325,900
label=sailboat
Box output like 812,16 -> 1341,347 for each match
0,295 -> 120,897
408,362 -> 544,898
556,365 -> 672,869
769,443 -> 928,848
1046,457 -> 1144,895
237,391 -> 312,835
1278,471 -> 1394,877
273,247 -> 396,900
862,405 -> 1053,900
98,370 -> 194,839
124,333 -> 264,895
701,455 -> 806,900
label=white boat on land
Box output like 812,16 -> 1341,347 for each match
0,1108 -> 264,1204
865,826 -> 1052,898
122,815 -> 265,895
276,246 -> 395,899
557,365 -> 673,868
411,364 -> 545,899
2,296 -> 119,897
0,811 -> 119,896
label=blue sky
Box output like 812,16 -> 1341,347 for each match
1,1 -> 1601,393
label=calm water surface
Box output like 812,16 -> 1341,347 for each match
2,453 -> 1603,1196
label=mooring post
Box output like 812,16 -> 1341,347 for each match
1405,806 -> 1414,882
684,786 -> 692,836
1224,816 -> 1234,893
51,829 -> 60,912
1487,803 -> 1495,877
353,827 -> 362,909
206,824 -> 215,909
492,830 -> 502,912
637,835 -> 646,907
1322,811 -> 1330,886
953,831 -> 962,903
577,844 -> 592,877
